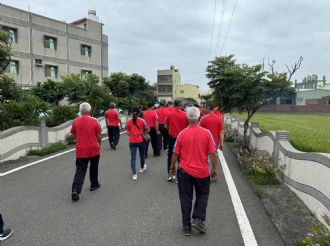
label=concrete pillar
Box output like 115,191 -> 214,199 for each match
249,122 -> 259,149
39,118 -> 48,148
273,130 -> 289,166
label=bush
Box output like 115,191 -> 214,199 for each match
296,222 -> 330,246
237,147 -> 281,186
65,133 -> 75,145
27,143 -> 67,156
46,105 -> 77,127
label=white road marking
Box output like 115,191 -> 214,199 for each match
0,132 -> 126,177
218,150 -> 258,246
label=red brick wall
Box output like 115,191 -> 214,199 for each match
259,104 -> 330,113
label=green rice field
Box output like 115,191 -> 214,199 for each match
233,113 -> 330,153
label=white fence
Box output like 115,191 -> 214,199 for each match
225,114 -> 330,227
0,115 -> 128,162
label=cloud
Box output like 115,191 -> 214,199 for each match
2,0 -> 330,89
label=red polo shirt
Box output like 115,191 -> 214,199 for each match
70,114 -> 101,158
166,108 -> 188,138
199,113 -> 224,147
167,106 -> 174,112
105,108 -> 120,126
174,124 -> 217,178
126,118 -> 148,143
143,109 -> 158,128
155,107 -> 169,125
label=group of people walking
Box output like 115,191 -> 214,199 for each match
69,98 -> 224,236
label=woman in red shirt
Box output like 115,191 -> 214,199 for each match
126,107 -> 149,180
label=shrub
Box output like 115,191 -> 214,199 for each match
46,105 -> 77,127
27,143 -> 67,156
296,222 -> 330,246
65,133 -> 75,145
238,148 -> 281,185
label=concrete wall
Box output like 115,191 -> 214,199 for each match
0,115 -> 129,163
176,84 -> 200,103
225,115 -> 330,228
259,104 -> 330,113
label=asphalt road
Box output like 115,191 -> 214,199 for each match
0,135 -> 284,246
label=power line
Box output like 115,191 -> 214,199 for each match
214,0 -> 227,58
208,0 -> 218,61
219,0 -> 238,55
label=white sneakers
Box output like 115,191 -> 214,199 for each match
132,174 -> 138,180
139,164 -> 147,173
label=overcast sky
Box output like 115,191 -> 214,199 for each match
3,0 -> 330,90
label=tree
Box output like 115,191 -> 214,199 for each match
0,75 -> 22,103
0,30 -> 12,74
31,80 -> 66,105
207,55 -> 296,142
103,72 -> 130,98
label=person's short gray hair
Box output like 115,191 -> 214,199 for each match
186,106 -> 200,120
79,102 -> 91,114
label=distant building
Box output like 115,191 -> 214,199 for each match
156,65 -> 181,101
296,89 -> 330,105
0,4 -> 108,88
295,75 -> 327,90
176,84 -> 200,103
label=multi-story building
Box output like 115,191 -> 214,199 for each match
295,75 -> 326,90
0,4 -> 108,87
176,84 -> 200,103
156,65 -> 181,101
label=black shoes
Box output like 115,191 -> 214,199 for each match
183,226 -> 191,236
90,184 -> 101,191
71,192 -> 79,201
192,218 -> 206,233
0,228 -> 14,241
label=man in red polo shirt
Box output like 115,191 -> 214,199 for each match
169,106 -> 218,236
199,104 -> 224,151
167,101 -> 174,112
104,102 -> 122,150
143,102 -> 161,157
166,98 -> 188,181
70,102 -> 102,201
156,100 -> 169,151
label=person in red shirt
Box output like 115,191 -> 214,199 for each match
155,100 -> 169,151
199,104 -> 224,150
213,106 -> 225,122
166,98 -> 188,181
143,103 -> 161,157
169,106 -> 218,236
70,102 -> 102,201
167,101 -> 174,112
126,107 -> 149,180
104,103 -> 122,150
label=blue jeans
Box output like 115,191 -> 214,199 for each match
129,142 -> 146,174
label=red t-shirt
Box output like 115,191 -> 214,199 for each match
126,118 -> 148,143
105,109 -> 120,126
167,106 -> 174,112
156,107 -> 169,125
166,108 -> 188,138
143,109 -> 158,128
70,114 -> 101,158
174,124 -> 217,178
199,113 -> 224,147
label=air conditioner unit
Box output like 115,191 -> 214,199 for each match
35,59 -> 43,66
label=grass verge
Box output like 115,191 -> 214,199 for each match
27,143 -> 67,156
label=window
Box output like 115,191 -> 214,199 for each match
44,36 -> 57,50
7,60 -> 19,74
81,44 -> 92,57
35,59 -> 43,66
158,85 -> 172,93
2,26 -> 17,43
45,65 -> 58,79
158,75 -> 172,83
180,90 -> 184,94
81,70 -> 92,80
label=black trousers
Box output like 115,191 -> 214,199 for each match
145,127 -> 161,157
167,136 -> 177,173
108,126 -> 120,147
72,155 -> 100,194
0,214 -> 3,234
177,169 -> 210,227
159,124 -> 169,150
